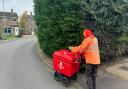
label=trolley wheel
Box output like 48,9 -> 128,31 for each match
72,73 -> 77,80
54,71 -> 60,81
62,76 -> 70,87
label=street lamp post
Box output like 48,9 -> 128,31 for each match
2,0 -> 5,37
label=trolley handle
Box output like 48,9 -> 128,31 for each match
71,52 -> 81,63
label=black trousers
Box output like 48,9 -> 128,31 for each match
85,64 -> 98,89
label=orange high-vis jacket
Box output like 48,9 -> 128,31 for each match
71,29 -> 100,65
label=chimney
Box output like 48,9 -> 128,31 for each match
11,9 -> 13,14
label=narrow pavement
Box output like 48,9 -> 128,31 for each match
0,37 -> 70,89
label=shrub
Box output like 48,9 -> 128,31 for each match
34,0 -> 128,62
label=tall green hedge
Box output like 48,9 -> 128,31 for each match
34,0 -> 85,56
34,0 -> 128,62
82,0 -> 128,62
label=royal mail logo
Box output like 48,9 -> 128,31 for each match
58,61 -> 64,69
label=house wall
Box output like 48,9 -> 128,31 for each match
5,17 -> 12,28
0,16 -> 18,35
0,9 -> 19,35
5,17 -> 18,28
25,18 -> 31,35
24,15 -> 37,35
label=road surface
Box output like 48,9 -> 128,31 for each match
0,37 -> 70,89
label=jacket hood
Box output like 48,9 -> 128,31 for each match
83,29 -> 93,38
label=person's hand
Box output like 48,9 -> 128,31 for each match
69,46 -> 72,50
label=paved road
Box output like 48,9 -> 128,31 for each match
0,37 -> 69,89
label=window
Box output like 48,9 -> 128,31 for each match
12,18 -> 17,22
4,28 -> 12,33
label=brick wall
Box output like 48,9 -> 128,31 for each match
0,17 -> 18,35
24,15 -> 37,35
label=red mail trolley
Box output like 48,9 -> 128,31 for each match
52,50 -> 80,87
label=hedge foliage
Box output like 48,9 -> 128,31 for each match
82,0 -> 128,62
34,0 -> 85,56
34,0 -> 128,62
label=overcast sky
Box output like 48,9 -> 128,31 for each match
0,0 -> 34,16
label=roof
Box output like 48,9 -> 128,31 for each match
26,15 -> 34,19
25,15 -> 35,22
0,12 -> 18,17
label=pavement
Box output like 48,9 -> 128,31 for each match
37,44 -> 128,89
106,58 -> 128,79
0,36 -> 75,89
